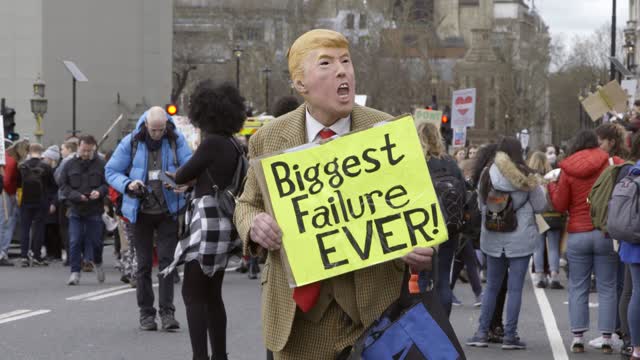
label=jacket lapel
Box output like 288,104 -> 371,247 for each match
278,104 -> 307,149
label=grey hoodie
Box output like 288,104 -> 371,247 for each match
478,152 -> 547,258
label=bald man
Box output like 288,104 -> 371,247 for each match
234,29 -> 434,359
106,106 -> 192,331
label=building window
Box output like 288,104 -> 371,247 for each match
346,14 -> 355,29
236,25 -> 263,41
359,13 -> 367,29
403,34 -> 418,47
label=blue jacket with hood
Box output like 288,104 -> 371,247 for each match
105,111 -> 192,223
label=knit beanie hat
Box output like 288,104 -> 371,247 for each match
42,145 -> 61,162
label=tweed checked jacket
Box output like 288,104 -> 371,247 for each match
234,104 -> 405,352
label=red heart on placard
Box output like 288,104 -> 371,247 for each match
455,96 -> 473,116
455,96 -> 473,105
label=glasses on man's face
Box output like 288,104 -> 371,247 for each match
148,127 -> 166,135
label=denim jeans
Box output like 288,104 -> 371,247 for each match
20,203 -> 47,259
134,213 -> 178,317
419,234 -> 457,317
0,194 -> 18,257
533,230 -> 561,273
566,230 -> 618,333
450,238 -> 482,297
68,212 -> 104,273
476,254 -> 530,339
629,264 -> 640,347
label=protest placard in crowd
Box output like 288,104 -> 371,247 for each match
255,115 -> 448,287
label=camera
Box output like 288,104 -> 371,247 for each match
129,186 -> 148,200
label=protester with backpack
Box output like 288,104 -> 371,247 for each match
450,159 -> 483,307
604,132 -> 640,359
548,129 -> 622,354
161,81 -> 246,360
595,122 -> 632,350
105,106 -> 192,332
527,151 -> 564,289
17,143 -> 57,267
417,122 -> 466,317
470,143 -> 508,343
467,137 -> 546,350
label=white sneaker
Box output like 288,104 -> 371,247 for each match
589,334 -> 623,349
95,263 -> 105,283
67,272 -> 80,286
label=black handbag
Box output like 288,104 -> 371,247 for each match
339,261 -> 466,360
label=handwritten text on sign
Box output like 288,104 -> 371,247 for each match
259,116 -> 449,287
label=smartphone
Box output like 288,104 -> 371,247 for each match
158,171 -> 177,188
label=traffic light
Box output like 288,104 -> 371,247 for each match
165,103 -> 178,116
440,105 -> 452,147
1,98 -> 18,141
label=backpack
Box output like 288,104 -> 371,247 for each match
606,173 -> 640,244
427,159 -> 466,232
19,161 -> 46,197
588,159 -> 633,233
205,138 -> 248,218
460,179 -> 481,240
483,167 -> 528,233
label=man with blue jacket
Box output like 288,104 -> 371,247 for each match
106,106 -> 192,331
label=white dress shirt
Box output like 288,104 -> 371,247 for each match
305,108 -> 351,143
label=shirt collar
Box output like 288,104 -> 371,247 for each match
305,107 -> 351,143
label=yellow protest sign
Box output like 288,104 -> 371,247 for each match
257,115 -> 449,287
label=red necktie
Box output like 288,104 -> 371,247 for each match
292,128 -> 336,312
318,128 -> 336,140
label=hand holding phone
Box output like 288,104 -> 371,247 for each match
159,171 -> 177,188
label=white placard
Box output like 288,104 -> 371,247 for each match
621,79 -> 638,108
0,116 -> 5,165
355,95 -> 367,106
453,127 -> 467,147
451,88 -> 476,128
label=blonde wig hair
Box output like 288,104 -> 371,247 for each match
417,123 -> 446,159
527,151 -> 551,175
287,29 -> 350,84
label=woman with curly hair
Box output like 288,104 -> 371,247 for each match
171,80 -> 246,360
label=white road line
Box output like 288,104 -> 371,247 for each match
0,309 -> 32,320
86,283 -> 158,301
66,285 -> 131,301
0,310 -> 51,325
530,272 -> 569,360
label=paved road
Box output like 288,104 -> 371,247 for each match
0,246 -> 623,359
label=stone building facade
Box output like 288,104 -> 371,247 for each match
174,0 -> 550,146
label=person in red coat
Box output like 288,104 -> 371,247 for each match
548,130 -> 622,354
0,153 -> 20,266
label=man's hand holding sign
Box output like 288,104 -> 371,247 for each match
253,116 -> 446,286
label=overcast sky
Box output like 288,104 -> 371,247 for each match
537,0 -> 629,43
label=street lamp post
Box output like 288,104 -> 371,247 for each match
625,21 -> 637,72
30,75 -> 48,143
263,67 -> 272,113
233,45 -> 243,91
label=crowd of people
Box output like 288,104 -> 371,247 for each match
2,27 -> 640,360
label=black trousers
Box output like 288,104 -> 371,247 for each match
133,212 -> 178,317
182,261 -> 227,360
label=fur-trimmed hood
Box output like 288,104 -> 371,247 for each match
490,151 -> 540,192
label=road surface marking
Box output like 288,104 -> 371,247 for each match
530,272 -> 569,360
66,285 -> 131,300
563,301 -> 599,308
0,309 -> 32,320
0,310 -> 51,325
86,283 -> 158,301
